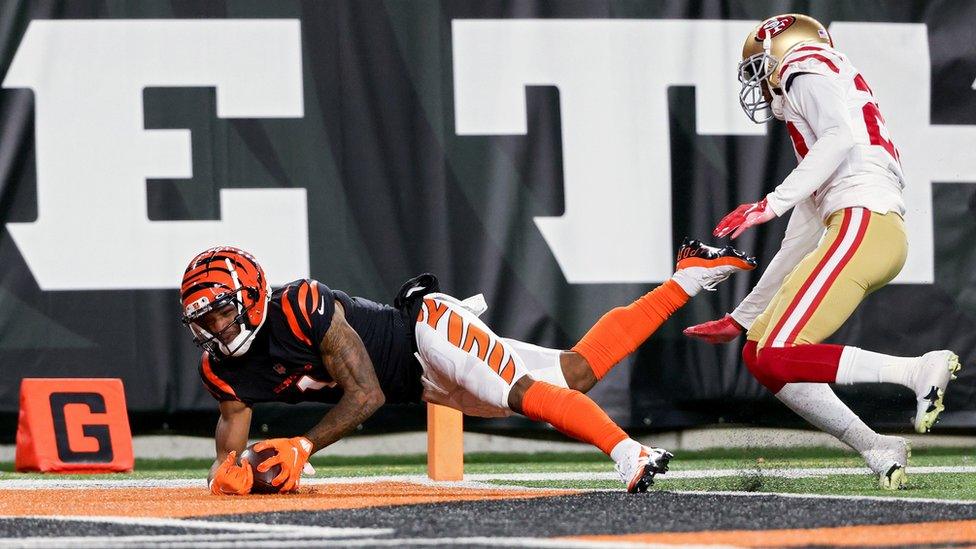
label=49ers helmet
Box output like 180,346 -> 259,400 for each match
738,14 -> 832,123
180,246 -> 271,358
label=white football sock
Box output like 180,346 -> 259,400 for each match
610,438 -> 641,464
670,271 -> 703,297
835,347 -> 919,388
775,383 -> 880,454
839,419 -> 886,455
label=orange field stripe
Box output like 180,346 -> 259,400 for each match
568,519 -> 976,547
0,484 -> 574,518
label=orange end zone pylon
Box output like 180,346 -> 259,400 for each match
15,378 -> 134,473
426,402 -> 463,480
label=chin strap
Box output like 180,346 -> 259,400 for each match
217,258 -> 259,357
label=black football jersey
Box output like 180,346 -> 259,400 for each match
198,279 -> 423,406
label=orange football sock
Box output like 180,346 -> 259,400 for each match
519,381 -> 628,456
572,279 -> 689,380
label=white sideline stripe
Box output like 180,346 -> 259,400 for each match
0,532 -> 384,548
0,536 -> 733,549
770,207 -> 863,348
3,465 -> 976,489
0,515 -> 390,536
234,538 -> 732,549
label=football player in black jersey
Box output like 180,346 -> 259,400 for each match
182,242 -> 755,495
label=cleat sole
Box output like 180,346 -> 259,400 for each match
949,353 -> 962,379
627,451 -> 673,494
915,353 -> 960,433
879,464 -> 908,490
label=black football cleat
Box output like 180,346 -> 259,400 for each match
673,238 -> 757,293
676,237 -> 758,270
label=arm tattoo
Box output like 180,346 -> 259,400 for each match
303,301 -> 384,452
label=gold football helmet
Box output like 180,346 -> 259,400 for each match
738,14 -> 832,123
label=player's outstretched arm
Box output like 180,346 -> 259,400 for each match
307,300 -> 386,452
208,400 -> 254,495
686,199 -> 822,344
252,302 -> 386,493
715,76 -> 855,240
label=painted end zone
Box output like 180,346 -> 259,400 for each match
0,482 -> 574,518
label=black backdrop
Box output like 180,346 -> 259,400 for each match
1,1 -> 974,439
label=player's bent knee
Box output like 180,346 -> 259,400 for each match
757,347 -> 800,383
560,351 -> 597,393
506,375 -> 535,414
747,343 -> 787,393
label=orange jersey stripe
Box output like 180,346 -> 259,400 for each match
309,280 -> 320,316
447,311 -> 463,346
462,324 -> 491,362
487,340 -> 505,373
297,282 -> 311,325
499,356 -> 516,384
201,353 -> 238,399
281,287 -> 312,346
425,299 -> 450,330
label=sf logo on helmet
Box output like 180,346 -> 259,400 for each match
756,15 -> 796,40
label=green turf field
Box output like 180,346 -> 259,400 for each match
3,446 -> 974,500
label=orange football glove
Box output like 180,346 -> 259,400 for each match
254,436 -> 313,492
209,451 -> 253,496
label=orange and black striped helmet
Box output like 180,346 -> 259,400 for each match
180,246 -> 270,357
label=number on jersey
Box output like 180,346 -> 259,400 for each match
854,73 -> 900,163
296,375 -> 336,392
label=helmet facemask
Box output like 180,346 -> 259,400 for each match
738,14 -> 832,124
181,256 -> 269,359
738,46 -> 778,124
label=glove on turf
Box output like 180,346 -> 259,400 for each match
209,451 -> 253,496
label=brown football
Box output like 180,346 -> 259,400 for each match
240,443 -> 282,494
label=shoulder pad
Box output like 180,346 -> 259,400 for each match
779,45 -> 847,81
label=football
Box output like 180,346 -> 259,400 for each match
240,443 -> 282,494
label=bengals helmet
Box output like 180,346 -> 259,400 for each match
738,14 -> 832,123
180,246 -> 270,358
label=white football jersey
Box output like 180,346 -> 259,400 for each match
765,44 -> 906,221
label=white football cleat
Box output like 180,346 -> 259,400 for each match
912,350 -> 961,433
615,444 -> 672,493
861,435 -> 910,490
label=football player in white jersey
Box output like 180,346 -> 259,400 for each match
684,14 -> 961,489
